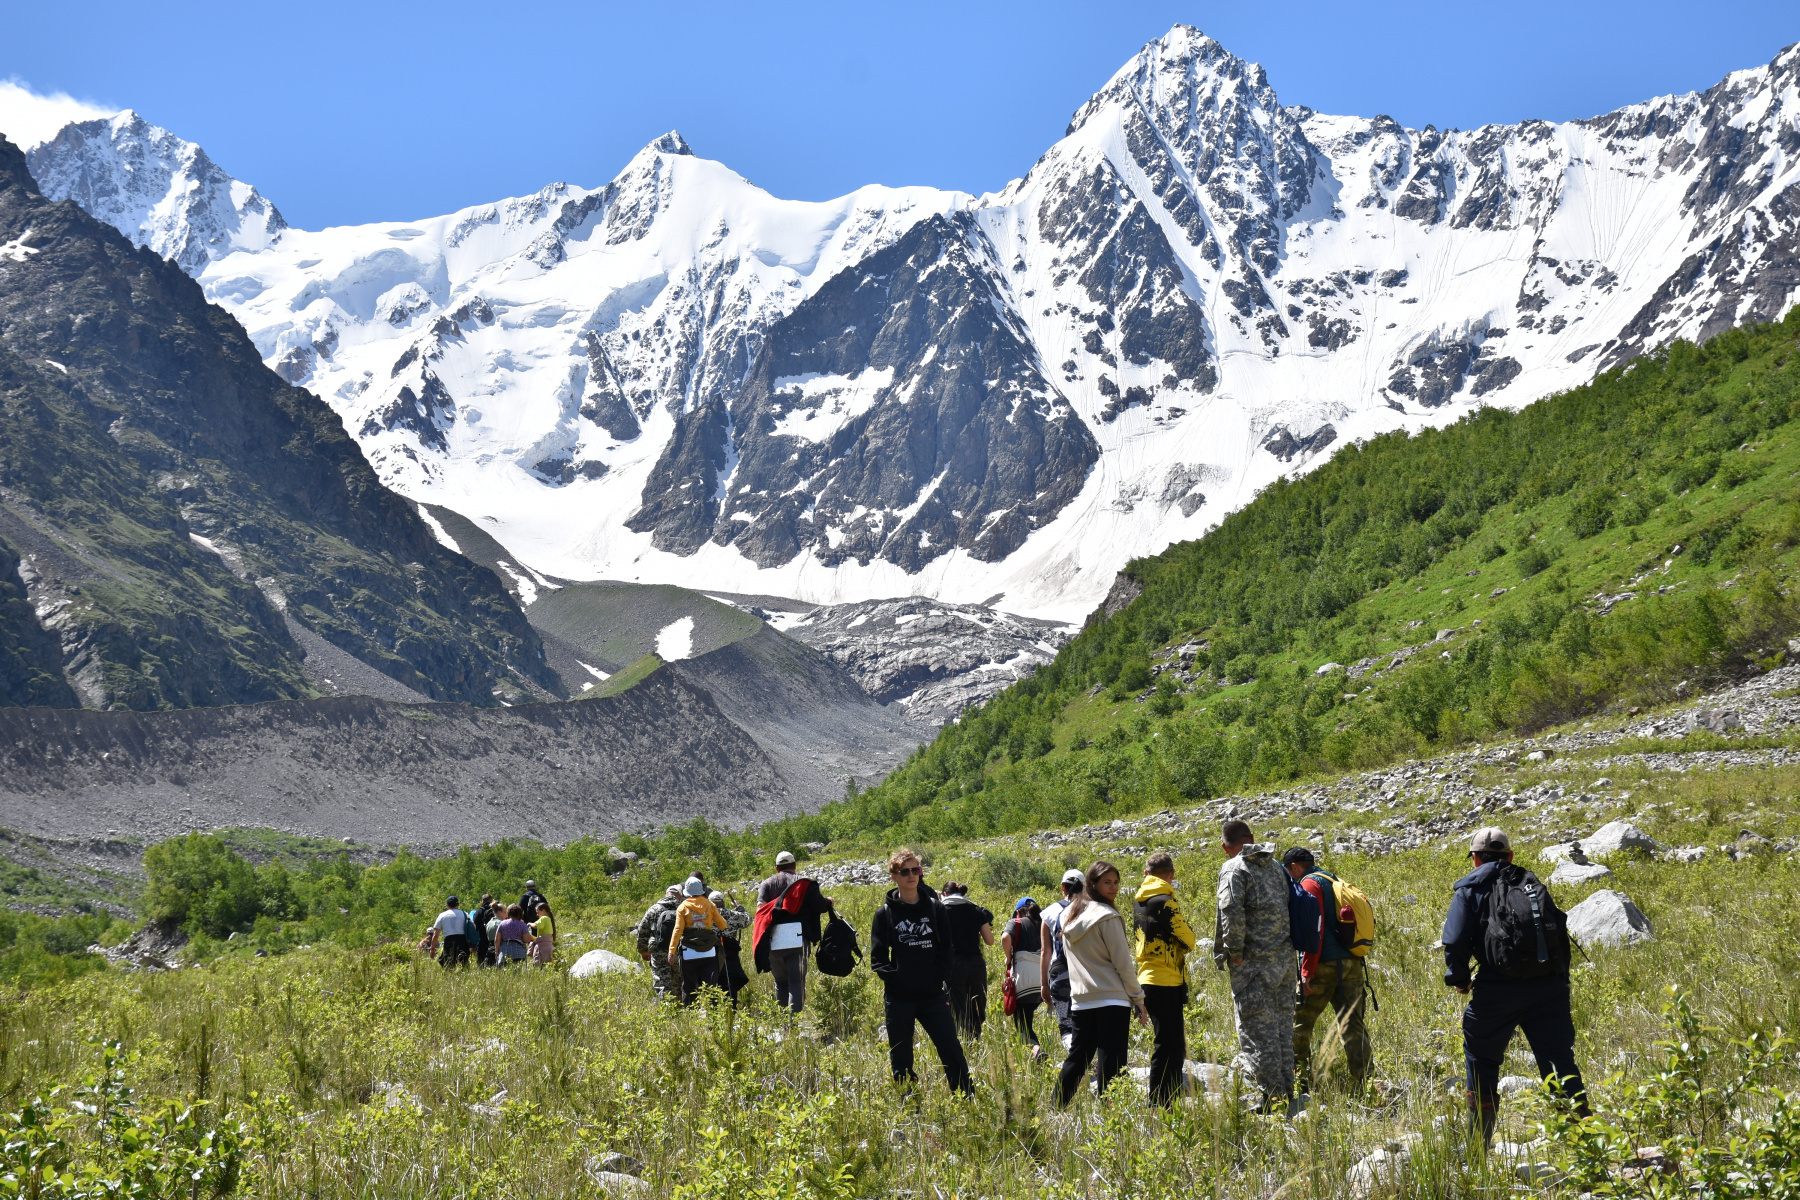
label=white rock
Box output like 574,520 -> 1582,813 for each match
1665,846 -> 1706,863
1567,889 -> 1653,947
1525,749 -> 1553,763
1314,662 -> 1344,676
1538,842 -> 1578,864
1549,861 -> 1613,887
590,1171 -> 651,1197
1497,1076 -> 1537,1096
569,949 -> 636,978
1346,1147 -> 1410,1199
1583,821 -> 1665,857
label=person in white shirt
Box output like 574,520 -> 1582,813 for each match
1037,870 -> 1087,1050
428,895 -> 472,967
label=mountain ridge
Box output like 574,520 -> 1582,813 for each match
21,27 -> 1800,623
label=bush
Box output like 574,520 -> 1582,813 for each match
1517,543 -> 1552,577
142,834 -> 263,938
977,853 -> 1055,894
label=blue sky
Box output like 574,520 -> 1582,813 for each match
3,1 -> 1795,229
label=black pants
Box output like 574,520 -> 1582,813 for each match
1142,983 -> 1187,1106
1012,992 -> 1042,1047
1462,975 -> 1587,1138
438,933 -> 470,967
947,955 -> 988,1039
679,955 -> 720,1006
884,993 -> 973,1094
1057,1005 -> 1130,1106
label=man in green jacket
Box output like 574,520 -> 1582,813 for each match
1133,852 -> 1196,1106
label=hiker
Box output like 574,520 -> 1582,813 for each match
1134,852 -> 1197,1106
493,904 -> 531,965
668,877 -> 728,1006
1000,897 -> 1046,1058
753,851 -> 834,1014
527,901 -> 557,966
472,893 -> 498,966
940,881 -> 994,1039
635,885 -> 684,998
1285,848 -> 1372,1094
1038,869 -> 1086,1051
1443,827 -> 1590,1141
429,896 -> 472,967
711,890 -> 752,1002
869,848 -> 973,1095
1055,861 -> 1149,1106
518,880 -> 548,922
1215,820 -> 1297,1112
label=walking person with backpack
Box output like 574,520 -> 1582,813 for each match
1443,827 -> 1590,1141
940,882 -> 994,1039
1055,861 -> 1150,1107
1038,869 -> 1087,1052
1284,848 -> 1374,1095
636,885 -> 684,999
753,851 -> 834,1014
518,880 -> 548,924
1000,897 -> 1046,1059
869,848 -> 974,1095
1133,852 -> 1197,1107
492,904 -> 531,965
1215,820 -> 1299,1113
668,877 -> 728,1006
472,894 -> 498,966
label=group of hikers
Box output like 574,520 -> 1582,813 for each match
420,880 -> 557,966
426,822 -> 1591,1137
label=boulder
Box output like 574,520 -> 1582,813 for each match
1538,842 -> 1579,865
1684,708 -> 1744,735
1732,829 -> 1774,859
1314,662 -> 1344,676
605,847 -> 638,874
1525,749 -> 1554,763
1664,846 -> 1706,863
1347,1146 -> 1412,1199
1549,860 -> 1613,887
569,949 -> 636,979
1497,1075 -> 1537,1096
590,1172 -> 650,1197
1582,821 -> 1664,858
1567,889 -> 1653,947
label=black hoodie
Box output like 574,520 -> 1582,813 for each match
870,884 -> 955,1001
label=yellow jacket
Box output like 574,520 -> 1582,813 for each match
1132,874 -> 1196,987
669,894 -> 727,955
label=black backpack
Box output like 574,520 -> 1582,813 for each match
1480,864 -> 1571,979
814,912 -> 862,977
680,917 -> 721,954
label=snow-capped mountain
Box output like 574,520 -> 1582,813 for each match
27,28 -> 1800,623
26,111 -> 287,273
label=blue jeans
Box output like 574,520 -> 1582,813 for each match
1462,975 -> 1587,1137
884,993 -> 973,1094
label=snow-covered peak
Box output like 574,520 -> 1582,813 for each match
27,110 -> 286,273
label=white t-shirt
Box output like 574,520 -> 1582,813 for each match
433,910 -> 467,939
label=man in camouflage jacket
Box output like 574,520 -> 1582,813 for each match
635,885 -> 684,999
1214,819 -> 1298,1109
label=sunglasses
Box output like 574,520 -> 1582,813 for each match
892,866 -> 923,877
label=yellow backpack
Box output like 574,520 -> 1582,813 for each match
1308,871 -> 1375,957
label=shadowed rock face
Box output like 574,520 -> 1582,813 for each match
629,213 -> 1101,570
0,668 -> 788,845
0,134 -> 555,709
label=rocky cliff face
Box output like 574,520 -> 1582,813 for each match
26,29 -> 1800,622
0,135 -> 556,709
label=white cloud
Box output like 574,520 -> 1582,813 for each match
0,79 -> 116,152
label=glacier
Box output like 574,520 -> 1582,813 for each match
20,27 -> 1800,623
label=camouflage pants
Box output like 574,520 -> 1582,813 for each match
648,954 -> 676,999
1229,953 -> 1297,1100
1293,957 -> 1372,1091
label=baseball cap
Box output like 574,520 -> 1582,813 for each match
708,891 -> 727,907
1470,827 -> 1511,853
775,850 -> 797,868
665,884 -> 683,899
1061,868 -> 1086,886
525,880 -> 537,888
1281,847 -> 1316,867
1015,896 -> 1035,912
683,877 -> 706,896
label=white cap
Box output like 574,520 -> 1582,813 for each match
775,850 -> 797,868
683,877 -> 706,896
1061,869 -> 1086,886
708,891 -> 727,907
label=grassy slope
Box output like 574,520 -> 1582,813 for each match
527,583 -> 760,669
797,309 -> 1800,845
585,653 -> 663,699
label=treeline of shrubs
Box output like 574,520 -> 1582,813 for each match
757,310 -> 1800,844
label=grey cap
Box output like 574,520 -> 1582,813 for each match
708,891 -> 727,907
1470,827 -> 1511,853
775,850 -> 797,868
665,884 -> 683,899
525,880 -> 537,888
683,876 -> 706,896
1061,868 -> 1086,886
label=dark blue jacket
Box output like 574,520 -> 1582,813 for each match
1441,860 -> 1504,988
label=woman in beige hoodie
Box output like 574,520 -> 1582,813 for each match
1055,861 -> 1150,1106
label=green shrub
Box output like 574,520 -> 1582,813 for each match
977,853 -> 1055,894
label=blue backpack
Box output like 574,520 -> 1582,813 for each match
1287,875 -> 1322,954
